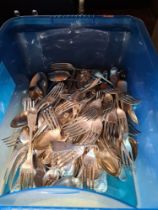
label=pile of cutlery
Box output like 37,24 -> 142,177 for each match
2,63 -> 140,192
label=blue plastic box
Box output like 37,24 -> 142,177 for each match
0,15 -> 158,209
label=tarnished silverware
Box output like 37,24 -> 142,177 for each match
33,130 -> 67,150
43,168 -> 61,186
129,137 -> 138,160
20,98 -> 37,189
51,145 -> 85,169
119,94 -> 141,105
80,148 -> 99,189
6,64 -> 140,194
48,71 -> 70,82
4,145 -> 28,190
51,63 -> 75,72
29,72 -> 48,100
33,154 -> 46,187
10,111 -> 27,128
103,106 -> 119,143
63,99 -> 103,139
128,120 -> 140,136
96,140 -> 121,176
1,130 -> 21,147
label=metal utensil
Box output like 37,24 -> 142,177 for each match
48,71 -> 70,82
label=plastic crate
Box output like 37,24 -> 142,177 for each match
0,15 -> 158,208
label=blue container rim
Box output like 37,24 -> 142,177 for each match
0,186 -> 134,208
0,15 -> 157,66
0,15 -> 145,32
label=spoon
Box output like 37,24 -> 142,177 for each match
11,111 -> 27,128
29,72 -> 48,99
48,71 -> 70,82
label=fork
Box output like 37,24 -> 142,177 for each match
119,94 -> 140,105
116,98 -> 128,133
41,106 -> 67,143
55,97 -> 93,120
63,112 -> 95,138
55,100 -> 78,115
1,130 -> 21,147
2,97 -> 35,148
79,113 -> 103,145
20,148 -> 35,189
20,98 -> 37,189
37,82 -> 64,110
103,93 -> 128,143
120,134 -> 134,167
52,149 -> 84,169
128,119 -> 140,136
103,107 -> 119,144
80,148 -> 99,189
63,99 -> 102,138
77,131 -> 100,146
4,145 -> 28,190
96,90 -> 102,99
102,93 -> 114,114
42,106 -> 60,131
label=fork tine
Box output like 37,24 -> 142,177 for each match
128,121 -> 140,135
7,143 -> 18,147
49,107 -> 60,129
57,152 -> 74,167
2,137 -> 13,143
1,136 -> 11,141
56,150 -> 82,168
22,97 -> 27,111
23,100 -> 26,112
129,151 -> 134,162
121,146 -> 126,165
48,82 -> 64,97
43,110 -> 54,130
55,101 -> 74,113
121,143 -> 133,166
91,167 -> 95,189
53,97 -> 62,109
96,91 -> 101,99
45,108 -> 54,128
78,131 -> 93,145
51,108 -> 60,128
64,124 -> 86,132
22,97 -> 33,112
65,129 -> 88,138
43,107 -> 60,131
63,122 -> 89,134
2,130 -> 20,147
28,98 -> 31,110
4,139 -> 18,145
120,94 -> 140,105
